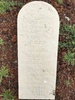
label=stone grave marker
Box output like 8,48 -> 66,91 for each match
18,1 -> 60,99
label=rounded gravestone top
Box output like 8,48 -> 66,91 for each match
18,1 -> 59,35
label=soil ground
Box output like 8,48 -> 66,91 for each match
0,0 -> 75,100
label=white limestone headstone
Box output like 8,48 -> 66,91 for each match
18,1 -> 59,99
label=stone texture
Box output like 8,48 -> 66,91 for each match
18,1 -> 59,99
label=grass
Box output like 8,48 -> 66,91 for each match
59,23 -> 75,66
60,24 -> 75,36
0,90 -> 15,100
0,0 -> 16,14
0,0 -> 25,14
57,0 -> 63,4
65,79 -> 71,86
0,38 -> 4,45
17,2 -> 25,7
59,23 -> 75,50
0,66 -> 9,83
63,51 -> 75,66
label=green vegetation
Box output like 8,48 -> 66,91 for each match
0,90 -> 15,100
59,42 -> 69,48
59,23 -> 75,66
62,23 -> 75,34
63,51 -> 75,66
0,66 -> 15,99
65,79 -> 71,86
59,24 -> 75,49
0,0 -> 16,14
57,0 -> 63,4
0,38 -> 4,45
17,2 -> 24,7
0,66 -> 9,83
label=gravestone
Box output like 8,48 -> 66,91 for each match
18,1 -> 60,99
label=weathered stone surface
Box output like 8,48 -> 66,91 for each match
18,1 -> 59,99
